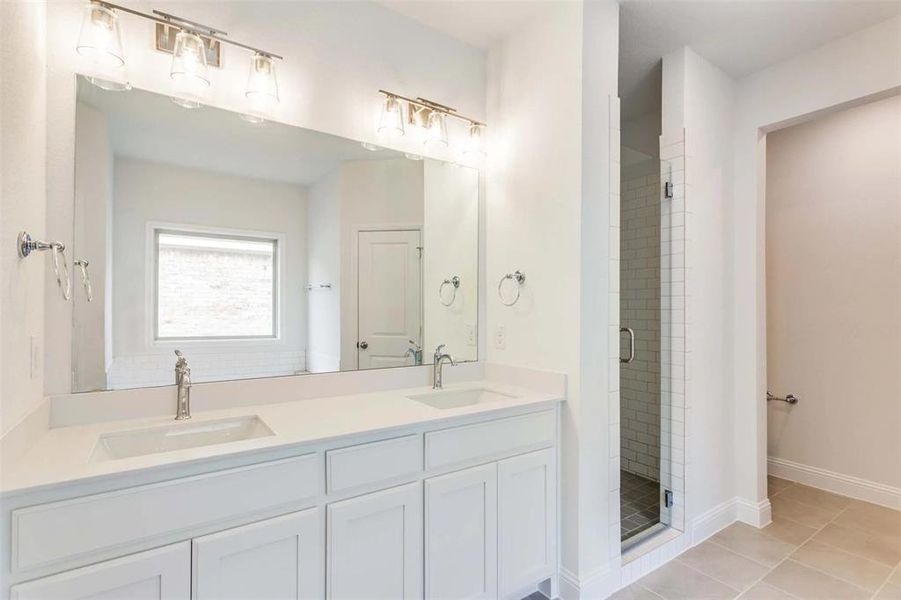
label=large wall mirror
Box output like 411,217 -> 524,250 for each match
72,76 -> 479,392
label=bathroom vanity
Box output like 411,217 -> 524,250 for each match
0,376 -> 562,599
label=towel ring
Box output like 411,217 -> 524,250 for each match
498,270 -> 526,306
19,232 -> 70,301
439,276 -> 460,306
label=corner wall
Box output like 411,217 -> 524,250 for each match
732,15 -> 901,509
487,1 -> 621,595
1,0 -> 48,436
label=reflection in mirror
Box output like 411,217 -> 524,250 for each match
72,75 -> 478,392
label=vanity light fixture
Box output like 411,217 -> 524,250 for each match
241,52 -> 280,123
424,111 -> 448,149
464,123 -> 486,158
169,30 -> 210,108
376,89 -> 486,158
377,95 -> 406,139
76,2 -> 130,91
74,1 -> 283,117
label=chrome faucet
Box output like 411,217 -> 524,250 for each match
432,344 -> 456,390
174,350 -> 191,420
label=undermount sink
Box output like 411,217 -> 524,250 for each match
90,415 -> 274,462
407,387 -> 517,410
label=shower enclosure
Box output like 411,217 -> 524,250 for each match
619,147 -> 674,545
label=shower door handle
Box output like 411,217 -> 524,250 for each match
620,327 -> 635,364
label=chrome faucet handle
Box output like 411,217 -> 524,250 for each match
174,349 -> 188,369
434,344 -> 446,359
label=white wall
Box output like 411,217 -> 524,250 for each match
338,158 -> 424,369
766,94 -> 901,489
423,161 -> 479,361
1,0 -> 48,436
306,169 -> 342,373
72,102 -> 113,391
107,159 -> 307,387
732,15 -> 901,506
487,1 -> 620,594
43,0 -> 487,394
678,48 -> 737,523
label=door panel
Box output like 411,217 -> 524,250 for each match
357,230 -> 421,369
326,482 -> 422,600
498,448 -> 556,597
10,542 -> 189,600
192,508 -> 323,600
425,463 -> 498,600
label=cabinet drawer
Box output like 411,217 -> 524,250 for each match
425,410 -> 555,470
326,434 -> 422,494
11,453 -> 320,574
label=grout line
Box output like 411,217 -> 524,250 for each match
872,563 -> 900,599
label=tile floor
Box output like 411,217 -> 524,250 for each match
613,477 -> 901,600
622,470 -> 662,541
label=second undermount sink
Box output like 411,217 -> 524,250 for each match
408,387 -> 517,410
90,415 -> 274,462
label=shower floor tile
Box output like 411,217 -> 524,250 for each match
621,470 -> 661,541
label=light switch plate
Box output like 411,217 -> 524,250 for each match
494,325 -> 506,350
30,336 -> 42,379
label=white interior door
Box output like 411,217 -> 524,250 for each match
192,508 -> 323,600
357,229 -> 422,369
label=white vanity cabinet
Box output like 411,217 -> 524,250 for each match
3,405 -> 560,600
192,508 -> 323,600
326,482 -> 423,600
498,449 -> 556,598
425,463 -> 498,600
10,542 -> 190,600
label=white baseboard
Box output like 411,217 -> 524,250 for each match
558,564 -> 612,600
737,497 -> 772,528
691,498 -> 739,544
768,457 -> 901,510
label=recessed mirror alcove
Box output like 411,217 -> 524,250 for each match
71,75 -> 479,392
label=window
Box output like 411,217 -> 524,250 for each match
155,229 -> 278,340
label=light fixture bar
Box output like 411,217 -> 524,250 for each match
378,89 -> 485,127
92,1 -> 283,60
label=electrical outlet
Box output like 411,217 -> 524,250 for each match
30,336 -> 42,380
466,324 -> 476,346
494,325 -> 506,350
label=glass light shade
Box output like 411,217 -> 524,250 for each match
86,75 -> 131,92
246,54 -> 279,106
377,95 -> 405,138
361,142 -> 383,152
170,30 -> 209,108
424,111 -> 448,148
464,123 -> 486,157
76,3 -> 125,67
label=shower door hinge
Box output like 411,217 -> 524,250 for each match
664,489 -> 674,508
664,181 -> 674,200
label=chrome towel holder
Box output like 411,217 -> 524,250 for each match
498,270 -> 526,306
767,391 -> 799,405
439,275 -> 460,306
18,231 -> 71,301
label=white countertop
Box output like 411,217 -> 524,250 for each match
1,381 -> 562,496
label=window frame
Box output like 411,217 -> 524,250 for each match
147,222 -> 283,345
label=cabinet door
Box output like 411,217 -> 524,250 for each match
192,508 -> 323,600
10,542 -> 189,600
425,463 -> 497,600
498,448 -> 556,597
327,482 -> 422,600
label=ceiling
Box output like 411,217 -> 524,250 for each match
379,0 -> 901,123
77,78 -> 401,187
619,0 -> 901,120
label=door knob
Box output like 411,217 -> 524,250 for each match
358,341 -> 369,350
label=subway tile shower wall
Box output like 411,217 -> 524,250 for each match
619,170 -> 662,482
106,350 -> 306,389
